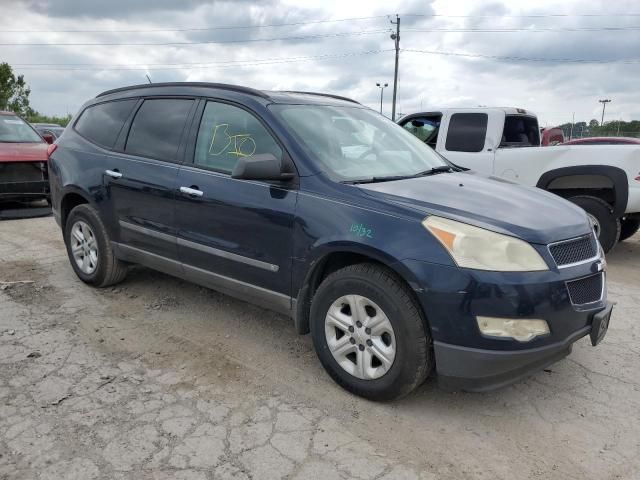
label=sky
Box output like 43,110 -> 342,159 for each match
2,0 -> 639,126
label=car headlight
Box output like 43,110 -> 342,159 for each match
422,216 -> 548,271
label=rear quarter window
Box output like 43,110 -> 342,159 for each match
445,113 -> 488,153
74,99 -> 137,149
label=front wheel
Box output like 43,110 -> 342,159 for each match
310,263 -> 432,401
568,196 -> 620,253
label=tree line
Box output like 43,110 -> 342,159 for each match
1,62 -> 72,126
556,118 -> 640,139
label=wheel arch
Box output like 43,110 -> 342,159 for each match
536,165 -> 628,216
59,186 -> 93,228
293,243 -> 425,335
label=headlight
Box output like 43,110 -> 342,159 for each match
477,316 -> 550,342
422,216 -> 548,271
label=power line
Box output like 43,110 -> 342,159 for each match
402,48 -> 640,64
404,26 -> 640,33
404,12 -> 640,18
1,12 -> 638,35
11,49 -> 393,71
0,29 -> 388,46
0,15 -> 388,34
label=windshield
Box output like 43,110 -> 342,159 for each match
271,105 -> 448,181
0,116 -> 42,143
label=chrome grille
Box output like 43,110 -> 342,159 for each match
549,234 -> 598,267
566,273 -> 603,305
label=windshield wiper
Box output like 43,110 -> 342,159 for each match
345,174 -> 416,184
345,165 -> 455,184
414,165 -> 455,176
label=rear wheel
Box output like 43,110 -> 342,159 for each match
620,218 -> 640,242
310,263 -> 432,401
64,204 -> 128,287
568,195 -> 620,253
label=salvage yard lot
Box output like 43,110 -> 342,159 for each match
1,216 -> 639,480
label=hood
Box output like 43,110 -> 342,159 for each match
0,142 -> 48,163
357,171 -> 591,244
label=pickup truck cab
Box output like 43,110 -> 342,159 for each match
398,108 -> 640,251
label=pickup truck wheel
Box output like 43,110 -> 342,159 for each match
64,204 -> 128,287
620,218 -> 640,242
568,196 -> 620,252
310,263 -> 432,401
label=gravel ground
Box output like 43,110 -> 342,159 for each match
1,216 -> 639,480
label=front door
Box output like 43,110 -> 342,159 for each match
175,100 -> 297,311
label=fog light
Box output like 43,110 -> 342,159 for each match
476,317 -> 550,342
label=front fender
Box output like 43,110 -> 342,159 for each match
536,165 -> 628,215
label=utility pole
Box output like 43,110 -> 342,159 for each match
390,15 -> 400,121
569,112 -> 575,140
599,98 -> 611,126
376,83 -> 388,115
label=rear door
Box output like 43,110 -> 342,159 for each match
437,110 -> 499,175
106,97 -> 196,260
174,99 -> 298,309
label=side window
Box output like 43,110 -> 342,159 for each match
194,101 -> 282,174
74,99 -> 137,149
445,113 -> 488,153
125,98 -> 194,162
401,115 -> 441,148
501,115 -> 540,148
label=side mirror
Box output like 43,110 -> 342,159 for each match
231,154 -> 294,181
42,133 -> 54,144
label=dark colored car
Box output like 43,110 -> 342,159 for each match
0,111 -> 51,204
32,123 -> 65,141
48,83 -> 612,400
562,137 -> 640,146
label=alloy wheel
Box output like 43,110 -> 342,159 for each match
70,220 -> 98,274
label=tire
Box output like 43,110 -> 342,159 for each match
310,263 -> 432,401
620,218 -> 640,242
568,196 -> 620,253
64,204 -> 128,287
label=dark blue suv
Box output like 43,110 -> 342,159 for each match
48,82 -> 612,400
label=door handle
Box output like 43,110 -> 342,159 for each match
105,169 -> 122,179
180,186 -> 204,197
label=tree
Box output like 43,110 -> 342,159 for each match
589,119 -> 599,128
0,62 -> 33,116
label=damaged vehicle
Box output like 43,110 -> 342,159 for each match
0,111 -> 52,205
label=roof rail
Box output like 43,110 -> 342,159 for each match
280,91 -> 360,105
96,82 -> 270,99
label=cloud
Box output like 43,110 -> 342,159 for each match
2,0 -> 638,124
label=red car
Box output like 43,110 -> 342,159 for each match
0,111 -> 53,204
562,136 -> 640,146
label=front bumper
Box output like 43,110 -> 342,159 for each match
0,162 -> 49,200
401,256 -> 610,392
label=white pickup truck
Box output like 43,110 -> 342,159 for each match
398,107 -> 640,251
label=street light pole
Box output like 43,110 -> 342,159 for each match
390,15 -> 400,121
376,82 -> 388,115
599,99 -> 611,126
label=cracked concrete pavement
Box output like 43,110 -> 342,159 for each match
1,216 -> 639,479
